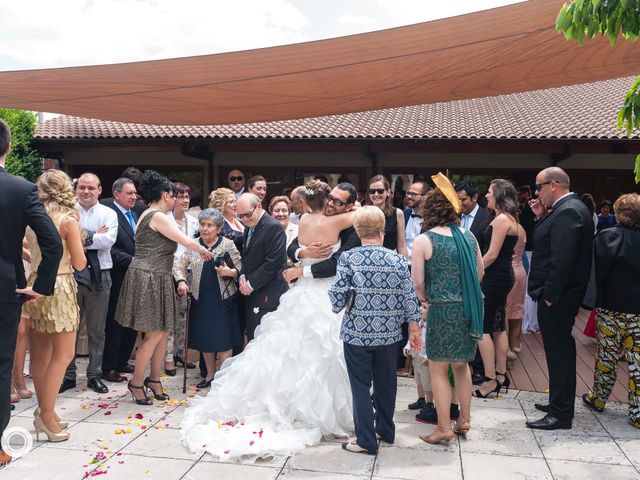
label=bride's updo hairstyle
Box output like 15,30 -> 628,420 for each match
140,170 -> 177,203
304,179 -> 331,212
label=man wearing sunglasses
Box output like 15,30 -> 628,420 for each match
227,169 -> 246,200
284,183 -> 360,282
525,167 -> 593,431
236,193 -> 288,340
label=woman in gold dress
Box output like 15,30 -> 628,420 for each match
24,170 -> 86,442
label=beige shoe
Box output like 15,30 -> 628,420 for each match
33,407 -> 69,430
33,416 -> 69,443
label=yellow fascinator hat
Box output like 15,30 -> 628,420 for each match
431,172 -> 461,214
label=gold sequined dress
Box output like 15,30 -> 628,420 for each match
23,213 -> 80,333
115,210 -> 178,332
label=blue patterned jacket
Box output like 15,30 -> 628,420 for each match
328,245 -> 421,346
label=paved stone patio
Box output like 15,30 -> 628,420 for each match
3,360 -> 639,480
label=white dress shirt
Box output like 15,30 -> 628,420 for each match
405,209 -> 422,263
461,203 -> 479,230
234,187 -> 245,200
78,202 -> 118,269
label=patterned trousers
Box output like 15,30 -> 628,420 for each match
587,308 -> 640,428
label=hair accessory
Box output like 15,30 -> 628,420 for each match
431,172 -> 461,214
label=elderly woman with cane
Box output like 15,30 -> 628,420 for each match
173,208 -> 242,389
329,206 -> 421,455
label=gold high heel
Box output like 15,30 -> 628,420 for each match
33,416 -> 70,443
419,426 -> 455,445
33,407 -> 69,430
453,417 -> 471,437
12,380 -> 32,399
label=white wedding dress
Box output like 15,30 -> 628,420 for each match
180,244 -> 353,463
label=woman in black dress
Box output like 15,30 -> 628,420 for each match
474,179 -> 519,398
365,175 -> 407,257
173,208 -> 242,389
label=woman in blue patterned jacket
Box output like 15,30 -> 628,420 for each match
329,206 -> 421,455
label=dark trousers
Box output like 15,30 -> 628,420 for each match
0,303 -> 20,440
232,299 -> 246,356
246,304 -> 275,342
538,299 -> 578,420
102,270 -> 137,372
343,341 -> 398,453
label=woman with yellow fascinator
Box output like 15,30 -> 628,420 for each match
410,173 -> 484,445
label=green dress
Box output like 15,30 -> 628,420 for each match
424,230 -> 479,363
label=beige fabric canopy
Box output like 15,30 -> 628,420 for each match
1,0 -> 639,126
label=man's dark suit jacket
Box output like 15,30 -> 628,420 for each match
241,212 -> 288,310
468,205 -> 492,251
0,167 -> 62,302
287,227 -> 361,279
100,198 -> 139,271
528,193 -> 593,307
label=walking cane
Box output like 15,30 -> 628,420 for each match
182,294 -> 191,394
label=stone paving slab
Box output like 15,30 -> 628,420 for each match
2,360 -> 639,480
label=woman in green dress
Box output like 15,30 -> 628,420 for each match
411,173 -> 484,445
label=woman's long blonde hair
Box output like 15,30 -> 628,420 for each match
36,169 -> 80,222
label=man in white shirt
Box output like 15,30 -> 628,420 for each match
228,169 -> 246,199
404,181 -> 429,264
61,173 -> 118,394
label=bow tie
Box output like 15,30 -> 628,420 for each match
410,213 -> 421,218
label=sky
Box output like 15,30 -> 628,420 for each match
0,0 -> 523,72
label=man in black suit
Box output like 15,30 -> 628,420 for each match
100,178 -> 144,382
237,193 -> 288,341
525,167 -> 593,430
455,179 -> 491,249
455,179 -> 491,384
284,183 -> 360,281
0,119 -> 62,464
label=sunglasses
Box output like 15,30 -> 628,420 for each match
237,207 -> 256,220
368,188 -> 386,195
534,180 -> 553,191
229,176 -> 244,182
326,194 -> 348,207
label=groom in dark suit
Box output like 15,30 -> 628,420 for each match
526,167 -> 593,430
100,177 -> 144,382
0,119 -> 62,464
237,193 -> 288,341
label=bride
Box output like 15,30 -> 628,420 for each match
180,179 -> 356,462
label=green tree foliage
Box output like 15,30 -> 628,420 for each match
556,1 -> 640,182
0,109 -> 41,182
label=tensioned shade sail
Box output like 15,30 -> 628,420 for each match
1,0 -> 639,126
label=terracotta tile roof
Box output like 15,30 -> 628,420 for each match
35,76 -> 640,141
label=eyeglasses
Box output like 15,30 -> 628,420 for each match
237,207 -> 256,220
327,194 -> 348,207
177,193 -> 190,199
368,188 -> 386,195
534,181 -> 553,191
406,191 -> 420,197
229,176 -> 244,182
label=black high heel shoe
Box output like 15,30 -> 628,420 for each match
495,371 -> 511,395
473,378 -> 498,398
144,377 -> 169,401
127,381 -> 153,405
174,355 -> 196,369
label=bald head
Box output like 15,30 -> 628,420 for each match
535,166 -> 570,208
237,193 -> 262,227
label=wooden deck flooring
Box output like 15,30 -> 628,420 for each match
509,308 -> 630,403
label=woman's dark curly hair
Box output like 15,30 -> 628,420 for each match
140,170 -> 176,203
417,188 -> 460,229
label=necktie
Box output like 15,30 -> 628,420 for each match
125,210 -> 137,233
245,227 -> 254,248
